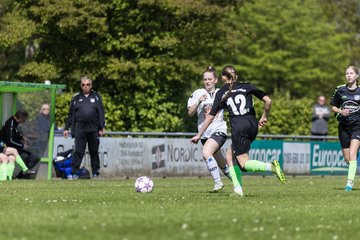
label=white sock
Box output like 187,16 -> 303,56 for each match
265,163 -> 272,172
205,156 -> 221,183
347,180 -> 354,187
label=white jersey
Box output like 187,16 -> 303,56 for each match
187,88 -> 227,139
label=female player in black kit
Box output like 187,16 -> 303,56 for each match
330,66 -> 360,191
191,65 -> 286,196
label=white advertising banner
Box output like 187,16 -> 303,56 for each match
54,137 -> 220,177
283,142 -> 311,174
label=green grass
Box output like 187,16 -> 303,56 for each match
0,176 -> 359,240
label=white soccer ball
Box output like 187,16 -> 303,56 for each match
135,176 -> 154,193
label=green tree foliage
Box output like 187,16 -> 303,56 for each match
0,1 -> 29,81
0,0 -> 241,132
231,0 -> 350,99
0,7 -> 36,47
0,0 -> 357,135
321,0 -> 360,66
56,89 -> 179,132
255,93 -> 338,136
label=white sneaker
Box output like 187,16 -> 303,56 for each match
233,186 -> 244,196
211,181 -> 224,192
67,174 -> 78,180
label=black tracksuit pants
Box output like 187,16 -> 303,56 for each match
72,131 -> 100,175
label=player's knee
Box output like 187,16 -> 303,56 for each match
8,156 -> 15,163
237,159 -> 247,170
202,150 -> 212,160
239,164 -> 247,172
349,153 -> 357,161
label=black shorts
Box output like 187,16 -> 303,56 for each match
200,131 -> 227,149
231,116 -> 258,156
338,123 -> 360,148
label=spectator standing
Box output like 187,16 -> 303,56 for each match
36,103 -> 57,156
63,76 -> 105,179
311,96 -> 330,137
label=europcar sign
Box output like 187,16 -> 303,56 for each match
310,142 -> 347,174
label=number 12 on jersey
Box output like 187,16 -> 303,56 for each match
227,95 -> 249,115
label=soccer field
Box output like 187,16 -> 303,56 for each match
0,176 -> 359,240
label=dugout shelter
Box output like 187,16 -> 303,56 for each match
0,81 -> 66,179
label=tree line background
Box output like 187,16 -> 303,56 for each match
0,0 -> 359,135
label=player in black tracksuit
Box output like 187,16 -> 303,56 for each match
330,66 -> 360,191
2,110 -> 38,178
191,65 -> 286,196
64,76 -> 105,179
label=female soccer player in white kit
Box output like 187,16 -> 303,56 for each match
187,66 -> 230,192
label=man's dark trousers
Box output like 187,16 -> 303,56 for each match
72,131 -> 100,175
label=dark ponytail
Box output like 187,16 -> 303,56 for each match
220,65 -> 237,104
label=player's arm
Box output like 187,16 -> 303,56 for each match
252,85 -> 271,128
187,93 -> 206,116
191,91 -> 221,143
330,88 -> 349,117
97,93 -> 106,136
258,95 -> 272,128
190,114 -> 215,144
188,104 -> 198,116
191,88 -> 225,143
7,119 -> 24,148
331,106 -> 349,116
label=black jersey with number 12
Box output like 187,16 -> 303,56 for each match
210,82 -> 267,124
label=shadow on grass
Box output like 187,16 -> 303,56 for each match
333,187 -> 360,191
